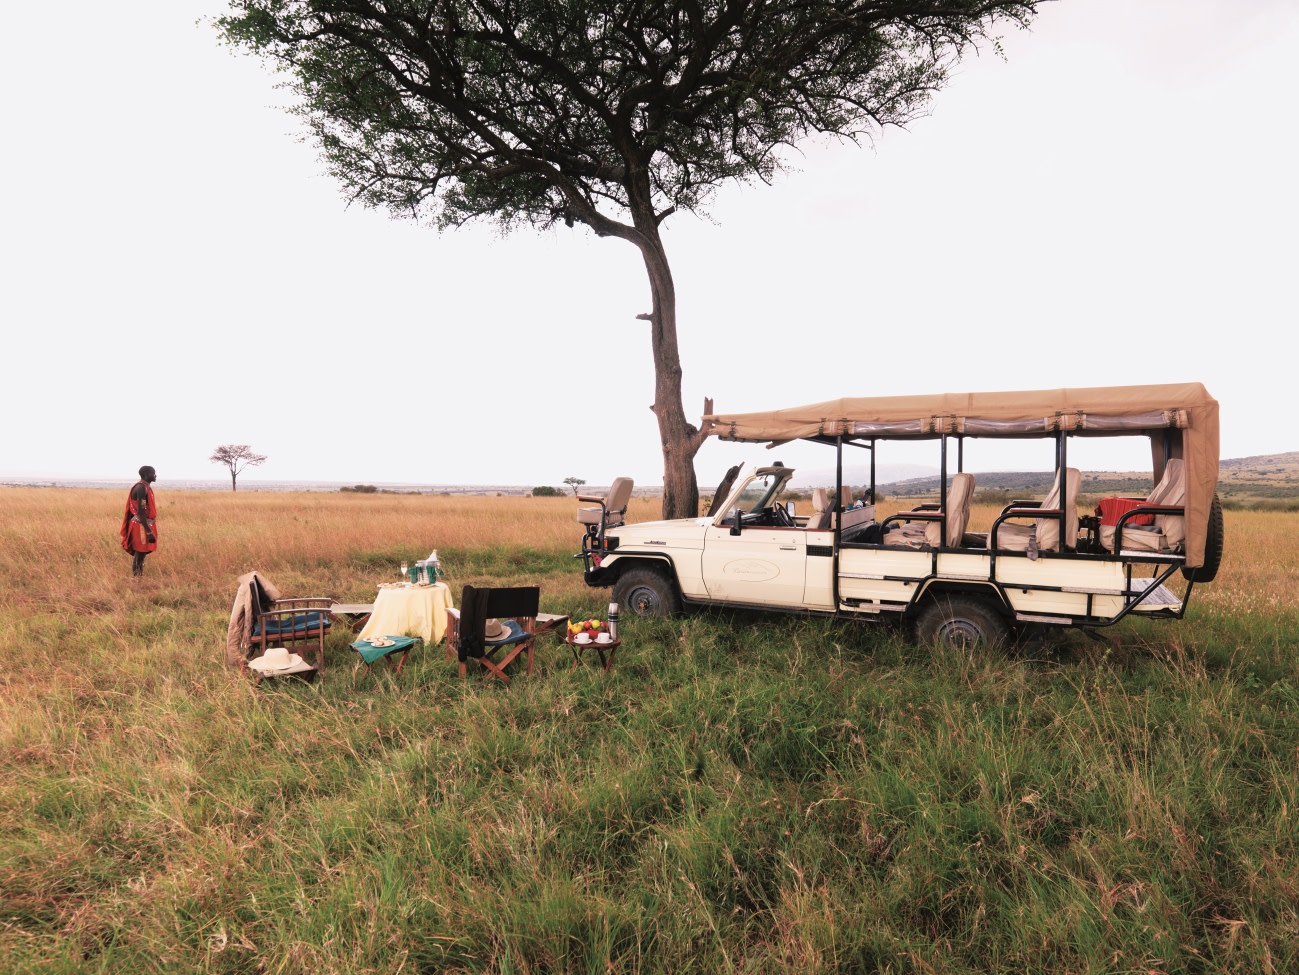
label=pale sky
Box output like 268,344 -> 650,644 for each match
3,1 -> 1296,489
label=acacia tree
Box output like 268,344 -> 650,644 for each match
564,476 -> 587,496
218,0 -> 1040,517
210,444 -> 268,491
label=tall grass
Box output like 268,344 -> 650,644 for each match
1,488 -> 1296,973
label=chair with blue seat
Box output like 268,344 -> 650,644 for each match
446,584 -> 540,684
235,572 -> 332,673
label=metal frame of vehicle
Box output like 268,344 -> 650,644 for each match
578,383 -> 1223,647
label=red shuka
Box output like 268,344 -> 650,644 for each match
120,481 -> 158,554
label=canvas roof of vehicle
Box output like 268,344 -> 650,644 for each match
701,382 -> 1219,569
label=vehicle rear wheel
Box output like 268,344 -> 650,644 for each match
1182,493 -> 1224,583
613,566 -> 683,618
914,594 -> 1009,651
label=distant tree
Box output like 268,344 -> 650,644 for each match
532,485 -> 562,497
564,477 -> 587,496
209,444 -> 267,492
216,1 -> 1042,520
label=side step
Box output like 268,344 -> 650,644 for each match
1128,581 -> 1182,610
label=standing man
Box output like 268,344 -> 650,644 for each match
121,465 -> 158,577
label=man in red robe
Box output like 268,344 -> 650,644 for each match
121,465 -> 158,576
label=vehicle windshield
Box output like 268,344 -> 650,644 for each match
730,468 -> 793,515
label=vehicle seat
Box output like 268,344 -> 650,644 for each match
992,468 -> 1081,555
805,488 -> 832,530
576,477 -> 634,532
835,486 -> 876,531
1100,458 -> 1186,553
882,472 -> 975,549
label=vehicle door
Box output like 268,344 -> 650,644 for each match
702,522 -> 808,606
700,472 -> 808,606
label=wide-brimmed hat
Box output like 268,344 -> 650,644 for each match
248,646 -> 312,674
484,618 -> 508,640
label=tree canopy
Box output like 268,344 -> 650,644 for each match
210,444 -> 268,491
218,0 -> 1042,516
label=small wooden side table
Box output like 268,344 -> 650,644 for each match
566,634 -> 620,672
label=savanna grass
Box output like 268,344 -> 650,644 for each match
1,488 -> 1296,973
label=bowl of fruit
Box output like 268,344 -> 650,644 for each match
568,618 -> 606,644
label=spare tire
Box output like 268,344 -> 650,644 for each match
1182,493 -> 1224,583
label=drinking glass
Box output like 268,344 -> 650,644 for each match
399,560 -> 408,584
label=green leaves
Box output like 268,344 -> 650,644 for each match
217,0 -> 1040,239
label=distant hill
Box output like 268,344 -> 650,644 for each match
1219,451 -> 1299,480
877,451 -> 1299,506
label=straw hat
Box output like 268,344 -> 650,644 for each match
248,646 -> 313,675
484,618 -> 508,640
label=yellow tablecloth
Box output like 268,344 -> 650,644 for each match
359,582 -> 454,644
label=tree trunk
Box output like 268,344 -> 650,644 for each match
635,230 -> 707,520
231,470 -> 238,492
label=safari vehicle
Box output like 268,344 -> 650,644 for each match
576,383 -> 1224,648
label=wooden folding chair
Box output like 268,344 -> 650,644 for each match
241,574 -> 332,672
446,585 -> 539,684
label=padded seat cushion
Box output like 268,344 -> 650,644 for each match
996,468 -> 1080,553
883,473 -> 973,549
1099,458 -> 1186,554
805,488 -> 832,530
255,611 -> 331,636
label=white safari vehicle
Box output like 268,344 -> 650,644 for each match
576,383 -> 1224,648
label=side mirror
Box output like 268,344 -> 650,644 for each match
729,507 -> 742,536
786,500 -> 796,519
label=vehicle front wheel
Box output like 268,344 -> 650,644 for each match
914,594 -> 1009,651
613,566 -> 683,618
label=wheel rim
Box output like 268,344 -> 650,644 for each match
933,615 -> 988,650
625,583 -> 662,616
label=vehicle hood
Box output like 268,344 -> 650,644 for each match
610,517 -> 711,545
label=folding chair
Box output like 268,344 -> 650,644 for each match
239,573 -> 332,672
446,585 -> 540,683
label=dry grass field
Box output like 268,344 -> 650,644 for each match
2,487 -> 1296,973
